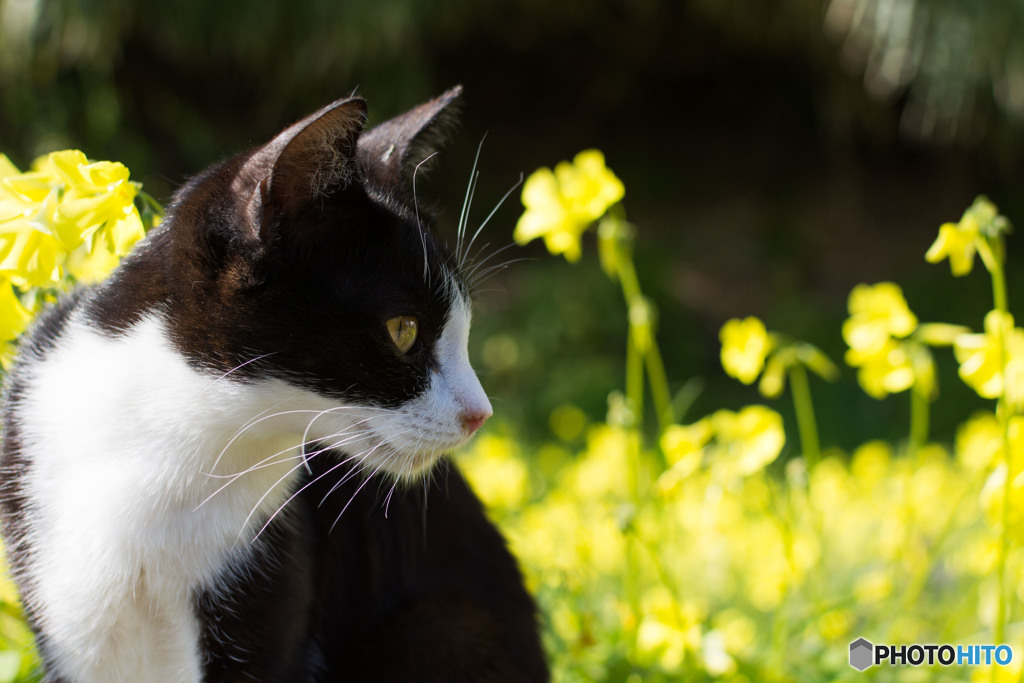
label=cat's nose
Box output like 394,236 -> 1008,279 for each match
460,406 -> 492,434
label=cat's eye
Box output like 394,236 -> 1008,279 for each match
386,316 -> 418,353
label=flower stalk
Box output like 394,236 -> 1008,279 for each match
787,362 -> 820,470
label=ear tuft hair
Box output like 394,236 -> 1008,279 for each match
357,86 -> 463,198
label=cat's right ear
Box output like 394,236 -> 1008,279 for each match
238,97 -> 368,239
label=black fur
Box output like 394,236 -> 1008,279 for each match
197,459 -> 547,682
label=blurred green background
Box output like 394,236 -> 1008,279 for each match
5,0 -> 1024,452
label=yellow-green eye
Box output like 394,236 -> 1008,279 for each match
386,316 -> 418,353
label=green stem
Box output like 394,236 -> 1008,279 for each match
788,362 -> 821,469
644,341 -> 673,435
618,254 -> 673,435
617,251 -> 642,303
624,331 -> 643,641
908,385 -> 929,457
987,235 -> 1012,677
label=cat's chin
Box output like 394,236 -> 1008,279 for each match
356,431 -> 474,482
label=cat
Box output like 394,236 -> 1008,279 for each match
0,86 -> 549,682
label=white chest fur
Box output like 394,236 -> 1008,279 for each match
14,314 -> 330,683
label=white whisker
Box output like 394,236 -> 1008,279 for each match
330,449 -> 402,533
413,151 -> 440,286
457,134 -> 487,265
464,172 -> 523,264
200,353 -> 278,394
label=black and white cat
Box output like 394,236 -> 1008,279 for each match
0,87 -> 548,682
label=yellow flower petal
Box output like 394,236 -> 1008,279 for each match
0,280 -> 33,342
926,222 -> 978,276
720,317 -> 770,384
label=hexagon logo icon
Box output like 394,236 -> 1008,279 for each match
849,638 -> 874,671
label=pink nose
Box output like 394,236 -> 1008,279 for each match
461,409 -> 491,434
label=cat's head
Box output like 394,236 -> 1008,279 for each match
107,87 -> 491,480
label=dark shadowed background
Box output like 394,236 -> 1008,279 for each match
4,0 -> 1024,451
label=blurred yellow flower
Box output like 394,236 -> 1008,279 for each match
927,196 -> 1007,276
843,282 -> 917,354
845,338 -> 915,399
661,419 -> 711,470
711,405 -> 785,477
843,283 -> 922,398
657,419 -> 711,494
926,220 -> 979,276
981,463 -> 1024,546
719,317 -> 771,384
850,440 -> 892,487
636,588 -> 703,673
563,424 -> 631,500
956,412 -> 1004,472
954,310 -> 1024,410
514,150 -> 624,262
459,433 -> 529,510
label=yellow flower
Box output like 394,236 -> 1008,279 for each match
842,282 -> 917,354
711,405 -> 785,478
556,150 -> 624,221
954,310 -> 1024,410
927,196 -> 1007,276
661,419 -> 712,469
0,160 -> 65,287
459,433 -> 529,510
0,150 -> 146,291
514,150 -> 624,262
46,150 -> 143,253
925,221 -> 978,276
845,338 -> 915,399
657,419 -> 711,494
63,243 -> 123,285
843,283 -> 922,398
719,317 -> 771,384
0,279 -> 33,343
956,412 -> 1004,472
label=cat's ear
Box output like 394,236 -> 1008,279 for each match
240,96 -> 368,222
356,85 -> 463,196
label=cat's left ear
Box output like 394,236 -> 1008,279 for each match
357,85 -> 463,197
240,96 -> 368,232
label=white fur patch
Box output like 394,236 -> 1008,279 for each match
13,293 -> 489,681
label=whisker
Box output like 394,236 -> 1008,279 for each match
200,353 -> 278,394
458,134 -> 487,265
211,405 -> 389,475
463,172 -> 523,266
317,425 -> 420,506
413,151 -> 440,286
201,411 -> 382,504
242,436 -> 393,543
198,426 -> 375,511
250,447 -> 367,543
299,406 -> 351,475
330,449 -> 402,533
